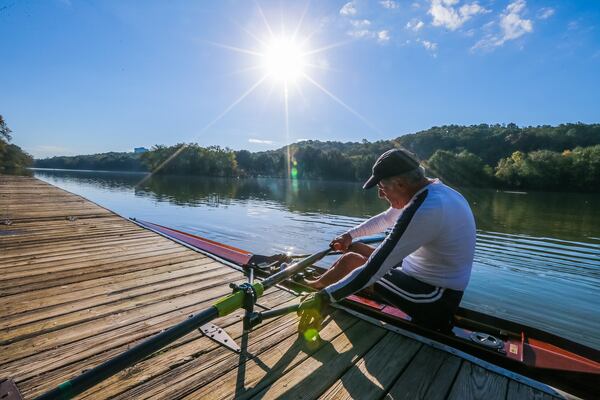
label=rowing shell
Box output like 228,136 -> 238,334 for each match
132,219 -> 600,399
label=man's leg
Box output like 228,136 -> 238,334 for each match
373,269 -> 463,332
304,252 -> 367,290
346,242 -> 375,258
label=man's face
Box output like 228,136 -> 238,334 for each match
377,178 -> 411,209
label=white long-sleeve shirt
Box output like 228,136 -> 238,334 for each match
325,179 -> 476,302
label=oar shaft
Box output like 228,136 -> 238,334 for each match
261,248 -> 330,289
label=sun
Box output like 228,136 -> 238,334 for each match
262,37 -> 308,83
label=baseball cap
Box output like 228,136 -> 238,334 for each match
363,148 -> 420,189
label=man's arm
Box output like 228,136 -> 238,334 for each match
346,207 -> 401,239
324,190 -> 441,302
330,207 -> 400,252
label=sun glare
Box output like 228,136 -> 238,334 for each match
262,38 -> 307,82
137,6 -> 379,185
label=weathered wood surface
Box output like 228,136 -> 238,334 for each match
0,175 -> 566,399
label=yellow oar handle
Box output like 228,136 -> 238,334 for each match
213,282 -> 265,317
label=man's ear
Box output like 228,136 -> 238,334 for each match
393,177 -> 405,188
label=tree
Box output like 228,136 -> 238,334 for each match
427,150 -> 493,187
139,144 -> 238,177
0,115 -> 12,142
493,147 -> 600,192
0,115 -> 33,171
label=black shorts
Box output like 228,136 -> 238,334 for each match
373,268 -> 463,331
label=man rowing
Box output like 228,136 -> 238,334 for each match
299,148 -> 476,332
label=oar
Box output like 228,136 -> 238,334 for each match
34,248 -> 332,400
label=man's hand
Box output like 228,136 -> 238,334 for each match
297,291 -> 331,339
329,233 -> 352,252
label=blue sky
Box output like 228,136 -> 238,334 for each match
1,0 -> 599,158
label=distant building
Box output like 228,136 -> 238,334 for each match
134,147 -> 149,154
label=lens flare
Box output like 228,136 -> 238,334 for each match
303,328 -> 320,342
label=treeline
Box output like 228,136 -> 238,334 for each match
235,140 -> 393,181
426,146 -> 600,192
33,123 -> 600,192
35,152 -> 146,171
0,115 -> 33,172
141,144 -> 237,176
397,123 -> 600,164
397,123 -> 600,192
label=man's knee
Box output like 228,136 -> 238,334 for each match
338,252 -> 367,269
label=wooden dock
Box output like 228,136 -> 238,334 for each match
0,175 -> 573,399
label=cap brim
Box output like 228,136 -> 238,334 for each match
362,175 -> 379,190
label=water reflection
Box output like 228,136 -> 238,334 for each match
462,187 -> 600,242
134,174 -> 384,218
33,169 -> 600,349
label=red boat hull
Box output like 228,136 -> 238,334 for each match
132,219 -> 600,398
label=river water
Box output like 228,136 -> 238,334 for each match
32,169 -> 600,350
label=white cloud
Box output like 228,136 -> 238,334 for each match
500,0 -> 533,41
421,39 -> 438,51
340,1 -> 357,16
472,0 -> 533,50
378,30 -> 391,43
429,0 -> 488,31
460,3 -> 486,19
506,0 -> 525,14
417,38 -> 438,56
537,7 -> 555,20
380,0 -> 399,9
406,19 -> 425,31
348,29 -> 373,39
248,138 -> 273,144
482,20 -> 495,30
347,27 -> 391,44
350,19 -> 371,28
340,4 -> 390,45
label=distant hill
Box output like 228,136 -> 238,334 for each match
33,123 -> 600,192
395,123 -> 600,164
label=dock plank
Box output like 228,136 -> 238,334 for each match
447,361 -> 508,400
0,261 -> 228,329
507,380 -> 558,400
319,332 -> 422,400
173,313 -> 362,400
0,269 -> 240,347
384,345 -> 462,400
0,258 -> 216,316
0,253 -> 202,296
245,320 -> 387,400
